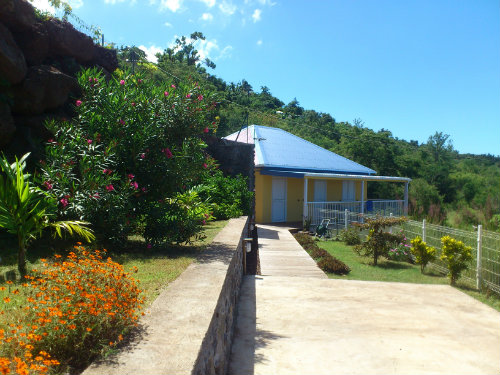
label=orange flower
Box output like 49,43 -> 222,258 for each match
3,297 -> 10,303
86,327 -> 92,332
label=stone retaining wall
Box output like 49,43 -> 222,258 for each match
83,216 -> 249,375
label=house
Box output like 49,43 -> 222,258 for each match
225,125 -> 411,225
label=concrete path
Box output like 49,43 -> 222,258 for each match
229,225 -> 500,375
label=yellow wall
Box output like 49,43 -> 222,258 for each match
255,170 -> 272,223
287,178 -> 303,222
254,171 -> 369,223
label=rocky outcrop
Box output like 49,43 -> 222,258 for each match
0,22 -> 27,84
0,0 -> 119,153
10,65 -> 80,115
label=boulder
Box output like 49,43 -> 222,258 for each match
0,0 -> 36,32
46,18 -> 95,64
10,65 -> 80,115
13,21 -> 49,66
0,101 -> 16,148
13,114 -> 53,140
92,45 -> 118,73
0,22 -> 27,84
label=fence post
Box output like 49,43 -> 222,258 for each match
422,219 -> 426,242
389,213 -> 393,234
344,209 -> 348,230
477,225 -> 483,291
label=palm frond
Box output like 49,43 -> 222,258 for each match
50,221 -> 96,243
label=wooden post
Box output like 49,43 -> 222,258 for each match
303,178 -> 308,224
404,181 -> 409,216
477,225 -> 483,290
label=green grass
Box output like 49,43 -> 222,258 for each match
318,239 -> 500,312
0,220 -> 228,307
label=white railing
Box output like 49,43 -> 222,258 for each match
307,200 -> 403,227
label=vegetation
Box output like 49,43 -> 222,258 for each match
293,232 -> 350,275
410,236 -> 436,273
0,153 -> 94,277
339,227 -> 361,245
353,216 -> 407,265
440,235 -> 473,285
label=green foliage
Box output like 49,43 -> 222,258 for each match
41,67 -> 218,245
354,216 -> 407,266
195,170 -> 253,220
144,189 -> 213,246
410,236 -> 436,273
340,227 -> 361,245
440,235 -> 473,285
293,233 -> 350,275
387,235 -> 413,263
0,153 -> 94,277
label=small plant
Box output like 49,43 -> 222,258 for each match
340,227 -> 361,245
0,246 -> 144,373
440,235 -> 473,285
317,256 -> 350,274
410,236 -> 436,273
303,217 -> 312,232
387,233 -> 413,263
0,153 -> 94,277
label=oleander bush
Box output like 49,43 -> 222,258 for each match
0,246 -> 144,373
339,227 -> 361,245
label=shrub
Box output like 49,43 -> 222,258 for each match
0,246 -> 144,372
41,68 -> 219,244
340,227 -> 361,245
310,247 -> 329,259
317,256 -> 350,275
354,216 -> 407,266
387,233 -> 413,263
440,235 -> 473,285
410,236 -> 436,273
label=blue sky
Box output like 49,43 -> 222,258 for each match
33,0 -> 500,156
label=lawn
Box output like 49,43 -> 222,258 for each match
318,239 -> 500,312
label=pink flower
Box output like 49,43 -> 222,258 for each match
141,187 -> 147,193
131,102 -> 136,107
127,173 -> 135,180
203,163 -> 208,169
186,93 -> 192,98
162,148 -> 173,158
120,79 -> 125,85
138,79 -> 143,84
203,127 -> 209,133
75,100 -> 82,107
171,84 -> 176,88
140,153 -> 146,159
92,192 -> 100,199
198,95 -> 203,101
94,78 -> 98,83
202,220 -> 206,225
60,198 -> 68,208
164,91 -> 169,97
106,184 -> 114,191
88,77 -> 93,82
47,138 -> 56,144
43,181 -> 53,190
119,119 -> 126,125
147,243 -> 152,249
103,169 -> 112,175
87,139 -> 92,144
131,181 -> 138,190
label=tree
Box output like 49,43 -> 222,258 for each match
0,153 -> 94,277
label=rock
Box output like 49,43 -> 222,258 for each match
0,0 -> 36,32
92,45 -> 118,73
0,22 -> 27,84
0,101 -> 16,148
13,114 -> 55,140
46,18 -> 95,64
13,21 -> 49,66
10,65 -> 80,115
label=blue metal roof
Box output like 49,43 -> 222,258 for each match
224,125 -> 376,175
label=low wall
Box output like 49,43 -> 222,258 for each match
83,216 -> 249,375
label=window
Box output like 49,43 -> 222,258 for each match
342,181 -> 355,201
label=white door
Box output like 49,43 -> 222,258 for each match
314,180 -> 327,202
342,181 -> 355,201
272,177 -> 286,222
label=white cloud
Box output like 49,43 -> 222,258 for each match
164,21 -> 173,27
139,45 -> 163,63
160,0 -> 182,12
252,8 -> 261,22
30,0 -> 55,13
218,0 -> 236,15
199,0 -> 216,7
201,12 -> 213,21
256,39 -> 262,46
218,45 -> 233,60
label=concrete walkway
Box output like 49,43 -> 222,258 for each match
229,225 -> 500,375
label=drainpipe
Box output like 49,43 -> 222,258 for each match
303,178 -> 308,223
404,181 -> 409,216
